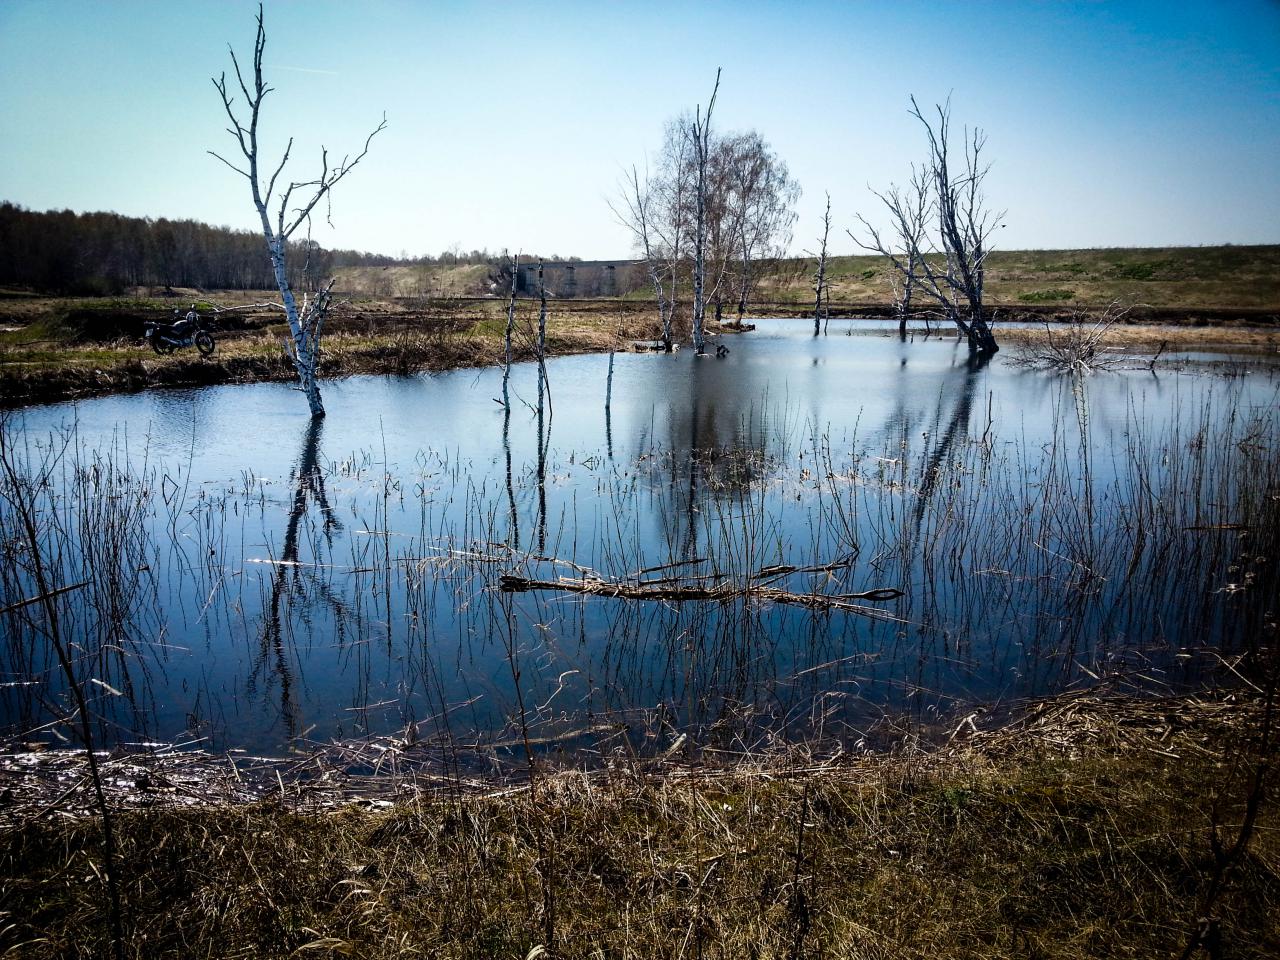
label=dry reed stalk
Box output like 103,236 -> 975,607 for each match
2,689 -> 1275,959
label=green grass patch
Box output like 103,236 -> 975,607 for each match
757,245 -> 1280,309
1019,288 -> 1077,303
1108,259 -> 1187,281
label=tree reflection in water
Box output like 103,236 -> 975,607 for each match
257,417 -> 342,741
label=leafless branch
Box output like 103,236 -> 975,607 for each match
209,2 -> 385,416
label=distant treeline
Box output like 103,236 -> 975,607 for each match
0,202 -> 324,293
0,203 -> 567,295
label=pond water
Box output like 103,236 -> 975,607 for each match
3,321 -> 1278,759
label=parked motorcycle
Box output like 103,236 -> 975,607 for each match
145,313 -> 216,356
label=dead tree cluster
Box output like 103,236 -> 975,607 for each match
209,5 -> 1006,415
1016,300 -> 1136,372
614,71 -> 800,354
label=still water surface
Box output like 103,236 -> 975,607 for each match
4,322 -> 1277,756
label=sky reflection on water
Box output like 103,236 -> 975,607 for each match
4,324 -> 1278,756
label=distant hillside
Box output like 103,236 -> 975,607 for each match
336,245 -> 1280,312
759,245 -> 1280,310
334,263 -> 498,298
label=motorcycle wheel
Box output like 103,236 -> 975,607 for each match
195,331 -> 216,357
153,339 -> 175,355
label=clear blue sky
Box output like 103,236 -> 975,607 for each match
1,0 -> 1277,258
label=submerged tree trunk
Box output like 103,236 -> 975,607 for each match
691,70 -> 721,356
265,251 -> 331,418
813,192 -> 831,337
502,254 -> 517,410
664,268 -> 678,352
605,309 -> 618,460
537,262 -> 548,400
966,311 -> 999,355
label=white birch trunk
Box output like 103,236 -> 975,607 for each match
211,5 -> 384,417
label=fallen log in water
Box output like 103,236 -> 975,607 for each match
498,573 -> 904,620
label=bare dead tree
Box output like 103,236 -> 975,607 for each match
502,253 -> 518,409
810,192 -> 832,337
534,264 -> 551,554
536,262 -> 549,398
209,3 -> 386,417
908,96 -> 1001,356
652,122 -> 693,352
691,69 -> 722,356
502,258 -> 520,549
621,76 -> 796,350
612,165 -> 674,351
851,165 -> 931,340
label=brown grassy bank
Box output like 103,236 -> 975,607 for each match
1000,322 -> 1280,351
1,690 -> 1276,959
330,245 -> 1280,311
761,301 -> 1280,327
2,289 -> 1278,408
0,297 -> 658,407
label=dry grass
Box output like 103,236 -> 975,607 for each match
0,298 -> 658,406
999,323 -> 1280,351
334,263 -> 494,298
1,278 -> 1277,407
2,690 -> 1277,959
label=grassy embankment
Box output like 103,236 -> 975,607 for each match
2,689 -> 1275,958
1,245 -> 1277,405
0,293 -> 657,406
334,246 -> 1280,312
767,245 -> 1280,351
762,243 -> 1280,313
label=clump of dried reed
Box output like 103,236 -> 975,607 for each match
2,688 -> 1276,959
1014,300 -> 1136,372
